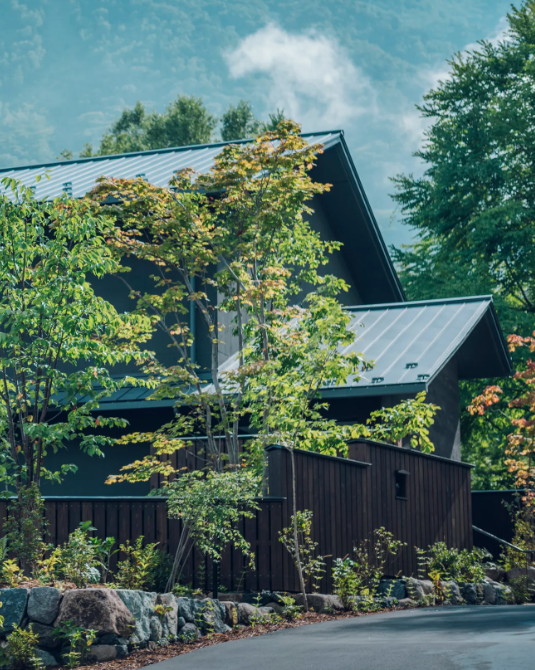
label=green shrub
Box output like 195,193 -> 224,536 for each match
332,557 -> 361,609
112,537 -> 159,590
51,521 -> 102,588
417,542 -> 490,583
53,620 -> 97,668
4,624 -> 42,670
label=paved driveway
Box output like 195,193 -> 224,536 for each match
150,605 -> 535,670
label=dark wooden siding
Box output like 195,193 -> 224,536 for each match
2,440 -> 472,592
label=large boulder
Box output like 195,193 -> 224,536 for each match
179,622 -> 201,642
85,645 -> 117,663
378,580 -> 406,601
442,581 -> 462,605
293,593 -> 344,613
0,588 -> 29,634
176,597 -> 195,623
237,602 -> 273,626
461,583 -> 479,605
29,622 -> 61,650
55,589 -> 134,637
220,601 -> 238,627
115,589 -> 156,646
406,579 -> 433,602
486,567 -> 506,583
506,566 -> 535,587
28,587 -> 62,625
156,593 -> 179,639
481,579 -> 510,605
195,598 -> 231,634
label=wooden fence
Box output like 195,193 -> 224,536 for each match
1,440 -> 473,593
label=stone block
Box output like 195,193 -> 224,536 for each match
27,587 -> 62,625
0,589 -> 29,634
55,589 -> 134,637
115,589 -> 156,645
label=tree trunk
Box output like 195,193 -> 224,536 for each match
290,448 -> 308,612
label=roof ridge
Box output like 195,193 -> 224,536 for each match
344,295 -> 494,311
0,130 -> 343,173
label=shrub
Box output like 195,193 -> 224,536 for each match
352,527 -> 406,596
332,557 -> 361,610
4,485 -> 48,578
4,624 -> 42,670
51,521 -> 102,588
53,621 -> 97,669
279,510 -> 326,593
113,537 -> 159,590
417,542 -> 490,583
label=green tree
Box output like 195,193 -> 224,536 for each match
221,100 -> 260,141
0,177 -> 151,571
77,95 -> 218,157
391,1 -> 535,486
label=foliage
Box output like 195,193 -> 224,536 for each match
53,621 -> 97,669
332,557 -> 362,610
166,469 -> 260,568
508,575 -> 534,604
113,536 -> 160,591
500,500 -> 535,570
4,624 -> 42,670
148,550 -> 174,593
332,528 -> 406,610
390,3 -> 535,484
0,177 -> 151,568
4,485 -> 48,577
416,542 -> 490,583
391,3 -> 535,333
51,521 -> 103,588
278,594 -> 303,620
367,392 -> 439,453
279,511 -> 326,592
221,101 -> 287,141
352,528 -> 406,596
469,333 -> 535,508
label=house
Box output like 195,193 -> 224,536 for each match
0,131 -> 512,497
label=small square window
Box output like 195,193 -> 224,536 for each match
395,470 -> 409,499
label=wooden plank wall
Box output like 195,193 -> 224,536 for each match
0,440 -> 472,592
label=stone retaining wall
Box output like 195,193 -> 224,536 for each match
0,576 -> 523,667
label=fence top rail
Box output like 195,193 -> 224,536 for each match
35,495 -> 287,502
348,438 -> 474,469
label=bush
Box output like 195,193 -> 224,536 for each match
4,624 -> 42,670
332,557 -> 361,609
51,521 -> 103,588
112,537 -> 160,590
53,621 -> 97,668
4,485 -> 48,578
417,542 -> 490,583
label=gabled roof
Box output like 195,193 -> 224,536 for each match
324,296 -> 512,398
0,131 -> 404,304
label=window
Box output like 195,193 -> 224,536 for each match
395,470 -> 409,499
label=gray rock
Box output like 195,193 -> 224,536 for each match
29,622 -> 61,650
220,601 -> 238,627
443,581 -> 462,605
116,644 -> 129,659
179,622 -> 201,642
397,598 -> 417,608
0,589 -> 29,634
196,598 -> 231,634
482,581 -> 499,605
86,645 -> 117,663
36,649 -> 59,667
150,616 -> 162,642
99,633 -> 120,645
27,587 -> 62,625
55,589 -> 134,637
115,589 -> 156,646
377,596 -> 396,609
292,593 -> 344,613
237,602 -> 273,626
264,601 -> 285,616
506,566 -> 535,587
177,616 -> 186,630
156,593 -> 179,638
406,578 -> 433,602
461,583 -> 479,605
378,580 -> 406,600
486,567 -> 506,583
176,597 -> 195,623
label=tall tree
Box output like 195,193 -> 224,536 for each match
391,1 -> 535,487
79,96 -> 218,157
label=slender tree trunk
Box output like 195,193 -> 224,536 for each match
290,447 -> 308,611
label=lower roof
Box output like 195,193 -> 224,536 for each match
92,295 -> 511,410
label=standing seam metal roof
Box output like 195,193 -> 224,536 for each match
0,131 -> 341,201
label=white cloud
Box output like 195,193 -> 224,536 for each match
225,24 -> 376,129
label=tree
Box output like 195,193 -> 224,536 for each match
390,1 -> 535,486
0,177 -> 151,571
77,96 -> 218,157
391,2 -> 535,333
221,100 -> 260,141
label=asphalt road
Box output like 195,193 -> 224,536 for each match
149,605 -> 535,670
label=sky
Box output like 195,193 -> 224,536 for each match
0,0 -> 513,247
